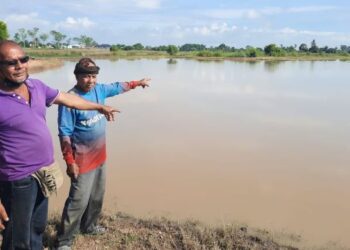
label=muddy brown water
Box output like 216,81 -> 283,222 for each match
33,59 -> 350,247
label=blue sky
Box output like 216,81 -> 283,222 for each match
1,0 -> 350,47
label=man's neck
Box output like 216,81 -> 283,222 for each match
0,78 -> 25,92
0,79 -> 30,102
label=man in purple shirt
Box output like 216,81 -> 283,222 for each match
0,40 -> 117,250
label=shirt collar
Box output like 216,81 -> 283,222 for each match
25,78 -> 34,89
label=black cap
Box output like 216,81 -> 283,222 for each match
74,57 -> 100,75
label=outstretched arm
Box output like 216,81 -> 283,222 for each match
54,92 -> 119,121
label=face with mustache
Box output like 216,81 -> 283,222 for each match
0,42 -> 29,89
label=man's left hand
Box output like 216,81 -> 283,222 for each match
136,78 -> 151,88
99,105 -> 119,121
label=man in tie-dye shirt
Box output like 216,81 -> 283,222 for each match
56,58 -> 150,249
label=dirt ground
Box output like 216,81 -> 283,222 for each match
28,58 -> 64,74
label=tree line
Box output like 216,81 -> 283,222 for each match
13,28 -> 98,49
0,22 -> 97,49
1,22 -> 350,57
110,41 -> 350,57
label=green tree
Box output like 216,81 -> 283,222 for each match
13,33 -> 21,44
216,43 -> 231,51
179,43 -> 206,51
245,47 -> 257,57
50,30 -> 66,48
13,28 -> 28,47
151,45 -> 168,51
325,47 -> 337,54
264,44 -> 285,56
123,45 -> 134,50
110,44 -> 127,51
73,35 -> 97,48
340,45 -> 350,53
309,39 -> 319,53
340,45 -> 348,52
0,21 -> 9,40
299,43 -> 308,52
132,43 -> 144,50
27,27 -> 39,48
39,33 -> 49,47
166,45 -> 178,56
65,37 -> 72,47
264,44 -> 276,55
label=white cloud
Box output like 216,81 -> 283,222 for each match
247,26 -> 337,38
202,6 -> 337,19
203,9 -> 261,19
299,30 -> 336,36
56,17 -> 95,30
246,9 -> 260,19
333,34 -> 350,43
5,12 -> 50,27
237,26 -> 346,47
287,6 -> 337,13
133,0 -> 161,9
260,7 -> 283,15
144,22 -> 238,41
2,2 -> 346,47
270,27 -> 336,37
103,22 -> 350,47
193,23 -> 237,36
280,28 -> 298,34
6,12 -> 38,22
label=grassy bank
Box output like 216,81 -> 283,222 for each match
25,48 -> 167,59
44,212 -> 302,250
28,58 -> 64,74
24,48 -> 350,61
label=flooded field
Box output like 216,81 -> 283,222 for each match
33,58 -> 350,247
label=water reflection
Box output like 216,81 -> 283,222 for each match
166,59 -> 177,71
263,60 -> 284,72
194,58 -> 225,64
167,58 -> 177,64
108,57 -> 120,62
32,59 -> 350,248
245,60 -> 261,69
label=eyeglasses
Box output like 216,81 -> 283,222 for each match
0,56 -> 30,67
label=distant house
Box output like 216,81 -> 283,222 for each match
67,44 -> 85,49
96,44 -> 111,49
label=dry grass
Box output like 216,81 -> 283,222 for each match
43,212 -> 350,250
24,48 -> 167,59
44,212 -> 301,250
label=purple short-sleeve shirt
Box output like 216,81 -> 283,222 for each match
0,78 -> 59,181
